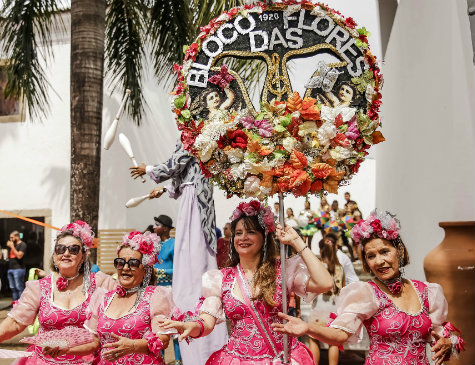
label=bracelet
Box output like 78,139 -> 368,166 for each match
297,245 -> 309,255
190,319 -> 204,339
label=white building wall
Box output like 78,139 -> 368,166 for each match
376,0 -> 475,280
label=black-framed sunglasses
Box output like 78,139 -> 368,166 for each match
113,258 -> 142,270
54,244 -> 82,255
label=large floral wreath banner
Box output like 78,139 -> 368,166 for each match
171,1 -> 384,200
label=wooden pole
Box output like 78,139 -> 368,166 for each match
278,192 -> 289,363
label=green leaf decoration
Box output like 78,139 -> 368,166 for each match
338,124 -> 348,133
272,149 -> 287,159
174,95 -> 186,109
274,124 -> 286,133
280,114 -> 292,127
351,70 -> 375,93
181,109 -> 191,120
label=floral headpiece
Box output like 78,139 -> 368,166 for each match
57,220 -> 94,249
118,231 -> 161,267
230,200 -> 276,233
350,209 -> 400,244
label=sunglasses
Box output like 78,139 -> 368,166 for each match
113,258 -> 142,270
54,244 -> 83,255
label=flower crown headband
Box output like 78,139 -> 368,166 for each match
350,209 -> 400,245
118,231 -> 161,267
230,200 -> 276,233
57,220 -> 94,249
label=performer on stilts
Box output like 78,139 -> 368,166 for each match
130,139 -> 228,365
158,200 -> 333,364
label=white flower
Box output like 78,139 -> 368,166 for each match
321,105 -> 356,124
196,141 -> 217,162
311,6 -> 326,17
194,118 -> 237,161
182,60 -> 193,77
282,136 -> 298,152
298,121 -> 318,137
329,146 -> 355,161
244,158 -> 274,174
284,4 -> 301,17
217,13 -> 229,22
224,148 -> 244,164
317,121 -> 337,147
244,176 -> 261,196
229,163 -> 247,180
365,84 -> 375,103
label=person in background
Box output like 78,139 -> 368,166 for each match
343,192 -> 356,210
298,200 -> 318,249
329,201 -> 341,222
143,225 -> 154,234
6,231 -> 27,301
152,214 -> 182,365
309,239 -> 346,365
322,234 -> 359,285
319,197 -> 330,213
216,223 -> 231,269
285,208 -> 299,229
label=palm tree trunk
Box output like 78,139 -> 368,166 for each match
70,0 -> 106,258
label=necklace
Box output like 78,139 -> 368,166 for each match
115,284 -> 141,297
375,274 -> 403,294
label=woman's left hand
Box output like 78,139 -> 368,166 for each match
431,331 -> 452,365
276,224 -> 305,250
102,333 -> 135,362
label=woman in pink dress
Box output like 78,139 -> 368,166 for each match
159,200 -> 334,364
272,210 -> 465,365
46,230 -> 173,365
0,220 -> 116,364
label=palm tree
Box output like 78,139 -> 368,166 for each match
0,0 -> 243,239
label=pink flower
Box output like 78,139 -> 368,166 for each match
56,277 -> 68,291
345,119 -> 360,140
139,241 -> 154,255
209,64 -> 235,89
144,333 -> 164,356
128,231 -> 142,240
116,286 -> 126,297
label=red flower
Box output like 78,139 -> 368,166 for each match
370,219 -> 383,233
173,64 -> 182,73
228,8 -> 239,18
128,231 -> 142,240
227,130 -> 248,149
345,17 -> 357,29
56,277 -> 68,291
209,65 -> 235,89
249,200 -> 261,211
116,285 -> 126,297
199,161 -> 212,178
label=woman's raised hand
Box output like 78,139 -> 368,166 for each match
271,312 -> 309,337
276,224 -> 305,251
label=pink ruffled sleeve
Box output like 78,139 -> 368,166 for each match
8,280 -> 40,326
94,271 -> 117,291
84,287 -> 108,334
427,282 -> 448,337
285,255 -> 316,303
150,286 -> 175,334
329,281 -> 379,343
200,269 -> 225,324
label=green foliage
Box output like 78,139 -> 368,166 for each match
0,0 -> 66,120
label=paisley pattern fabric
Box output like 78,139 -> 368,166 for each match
95,287 -> 166,365
14,274 -> 100,365
205,258 -> 314,364
362,280 -> 432,365
148,140 -> 217,252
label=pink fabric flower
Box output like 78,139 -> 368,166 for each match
229,200 -> 276,233
116,286 -> 126,297
386,280 -> 402,294
345,119 -> 360,140
56,277 -> 68,291
209,64 -> 235,89
139,241 -> 154,255
144,332 -> 164,356
128,231 -> 142,240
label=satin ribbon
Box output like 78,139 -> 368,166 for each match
0,210 -> 60,230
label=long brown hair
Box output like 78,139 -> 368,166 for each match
227,215 -> 278,307
320,239 -> 340,275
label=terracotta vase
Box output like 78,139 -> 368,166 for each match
424,221 -> 475,365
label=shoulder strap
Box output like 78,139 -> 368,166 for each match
234,265 -> 280,358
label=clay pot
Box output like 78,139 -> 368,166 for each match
424,221 -> 475,365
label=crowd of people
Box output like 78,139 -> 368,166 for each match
0,195 -> 464,365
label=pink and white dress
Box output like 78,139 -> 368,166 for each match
84,286 -> 174,365
9,272 -> 116,365
329,280 -> 449,365
201,255 -> 316,365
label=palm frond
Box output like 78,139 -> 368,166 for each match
0,0 -> 66,120
105,0 -> 147,124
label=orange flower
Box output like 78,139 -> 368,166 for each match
371,131 -> 385,144
300,98 -> 320,121
330,133 -> 351,147
310,180 -> 323,194
311,163 -> 333,179
323,178 -> 339,194
287,92 -> 303,113
290,149 -> 307,169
